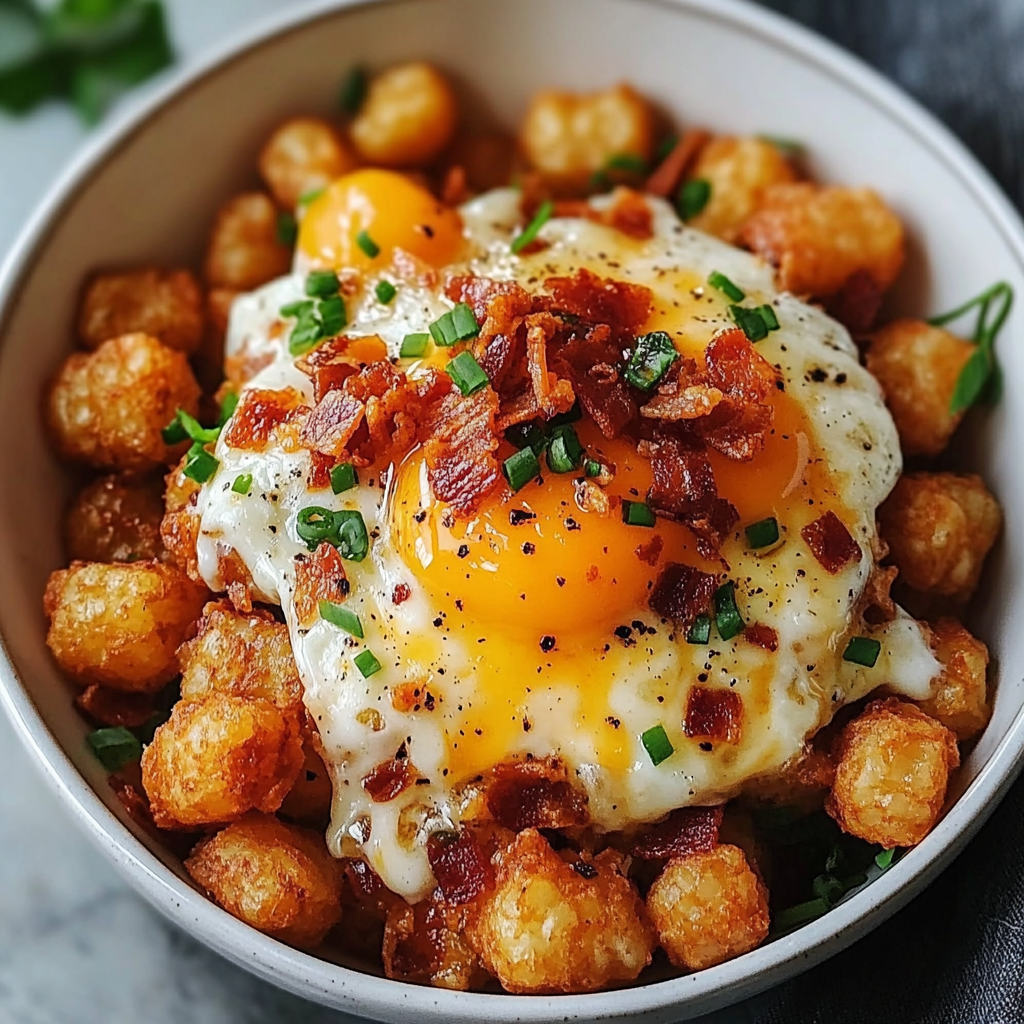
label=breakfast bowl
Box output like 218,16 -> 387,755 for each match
3,0 -> 1024,1020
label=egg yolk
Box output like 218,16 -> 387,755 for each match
298,169 -> 464,272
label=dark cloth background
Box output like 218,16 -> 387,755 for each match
709,2 -> 1024,1022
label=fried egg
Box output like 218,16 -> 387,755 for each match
194,170 -> 940,900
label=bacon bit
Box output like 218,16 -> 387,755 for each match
296,335 -> 388,403
222,387 -> 308,452
685,686 -> 743,744
426,829 -> 494,905
343,858 -> 399,919
860,563 -> 898,625
390,681 -> 433,713
485,758 -> 590,832
525,312 -> 576,418
801,510 -> 862,574
76,684 -> 155,728
744,623 -> 780,652
586,564 -> 600,582
298,387 -> 366,461
224,340 -> 275,390
422,387 -> 502,517
445,275 -> 531,323
630,805 -> 724,860
544,268 -> 652,334
827,268 -> 884,336
219,550 -> 254,613
704,329 -> 779,403
306,450 -> 334,490
649,562 -> 719,628
573,477 -> 610,515
698,402 -> 775,462
441,165 -> 470,206
604,189 -> 654,240
557,341 -> 637,439
293,543 -> 348,628
392,582 -> 412,605
641,377 -> 724,421
362,757 -> 414,803
645,128 -> 711,198
635,533 -> 664,566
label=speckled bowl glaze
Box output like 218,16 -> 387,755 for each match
1,0 -> 1023,1020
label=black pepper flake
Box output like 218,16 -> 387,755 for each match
522,542 -> 536,555
540,635 -> 556,652
809,367 -> 828,383
523,717 -> 532,732
699,742 -> 713,752
510,509 -> 536,526
605,716 -> 621,729
565,517 -> 581,531
572,861 -> 598,880
454,599 -> 463,611
457,544 -> 470,558
614,625 -> 632,640
414,509 -> 427,523
432,617 -> 443,627
835,372 -> 847,384
556,576 -> 566,587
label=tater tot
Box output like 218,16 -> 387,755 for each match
879,473 -> 1001,600
384,898 -> 487,990
467,828 -> 655,994
279,744 -> 333,825
64,473 -> 165,564
141,691 -> 303,828
350,63 -> 457,168
186,812 -> 343,947
160,457 -> 202,579
919,619 -> 991,740
178,600 -> 303,712
866,320 -> 975,456
687,136 -> 797,242
44,560 -> 206,693
826,698 -> 959,848
258,117 -> 358,210
519,84 -> 654,193
646,844 -> 770,971
205,193 -> 292,291
739,183 -> 905,297
78,268 -> 204,354
46,333 -> 200,472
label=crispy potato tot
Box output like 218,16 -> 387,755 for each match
258,117 -> 358,210
47,333 -> 200,472
919,619 -> 990,740
186,812 -> 343,947
739,183 -> 905,297
647,844 -> 769,971
179,600 -> 302,712
519,84 -> 654,193
64,473 -> 165,564
350,62 -> 457,168
279,744 -> 333,825
141,691 -> 303,828
879,473 -> 1001,600
44,560 -> 206,693
467,828 -> 655,994
205,193 -> 291,291
78,268 -> 204,354
160,457 -> 202,578
866,319 -> 975,456
741,744 -> 835,812
687,136 -> 797,242
826,698 -> 959,847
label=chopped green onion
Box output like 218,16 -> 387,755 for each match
400,333 -> 430,358
276,211 -> 298,247
773,897 -> 831,932
506,421 -> 547,457
333,510 -> 369,562
356,229 -> 380,258
843,636 -> 881,668
758,134 -> 803,157
676,178 -> 711,220
729,304 -> 769,342
757,303 -> 780,331
584,458 -> 602,478
280,299 -> 314,318
503,447 -> 540,491
875,847 -> 897,870
714,581 -> 744,640
745,516 -> 780,549
288,306 -> 326,356
445,350 -> 490,396
548,401 -> 582,428
231,473 -> 253,495
296,506 -> 338,548
547,425 -> 585,473
511,199 -> 554,254
306,270 -> 340,298
183,443 -> 218,484
656,134 -> 680,162
624,331 -> 678,391
87,726 -> 142,772
330,463 -> 358,494
429,302 -> 480,347
339,65 -> 368,116
686,613 -> 711,645
164,408 -> 219,445
708,271 -> 745,303
606,152 -> 648,174
375,280 -> 397,304
218,391 -> 239,426
622,500 -> 657,527
319,600 -> 363,638
641,724 -> 674,766
353,649 -> 382,678
318,296 -> 348,337
161,418 -> 188,445
297,186 -> 325,208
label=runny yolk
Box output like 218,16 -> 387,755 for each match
298,169 -> 464,272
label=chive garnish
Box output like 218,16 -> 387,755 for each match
708,271 -> 745,303
641,724 -> 674,766
353,649 -> 382,678
686,613 -> 711,645
445,350 -> 490,396
276,211 -> 298,247
183,443 -> 218,484
280,299 -> 314,318
400,333 -> 430,358
165,408 -> 219,445
288,306 -> 327,356
305,270 -> 340,298
547,424 -> 584,473
429,302 -> 480,347
232,473 -> 253,495
875,847 -> 897,870
843,636 -> 881,668
624,331 -> 678,391
745,516 -> 780,549
318,296 -> 347,337
218,391 -> 239,426
503,447 -> 540,491
714,581 -> 744,640
356,229 -> 380,258
506,421 -> 547,458
295,506 -> 369,560
511,199 -> 554,255
297,186 -> 325,208
295,506 -> 337,548
283,294 -> 347,356
339,65 -> 368,116
319,600 -> 363,638
676,178 -> 711,220
584,459 -> 602,478
757,303 -> 780,331
330,463 -> 358,494
729,304 -> 769,342
622,500 -> 656,527
375,280 -> 397,304
87,726 -> 142,772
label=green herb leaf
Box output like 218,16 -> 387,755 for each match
547,424 -> 584,473
624,331 -> 678,391
87,725 -> 141,771
353,648 -> 382,678
511,199 -> 554,254
400,333 -> 430,358
503,447 -> 540,492
330,462 -> 358,494
231,472 -> 252,495
375,279 -> 397,304
745,516 -> 780,549
708,270 -> 745,303
445,350 -> 490,396
843,636 -> 881,668
713,581 -> 744,640
276,210 -> 298,248
676,178 -> 711,220
356,229 -> 380,258
686,613 -> 711,645
641,724 -> 674,766
319,599 -> 363,637
622,500 -> 656,527
183,441 -> 218,483
338,64 -> 367,116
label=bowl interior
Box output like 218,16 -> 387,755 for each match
2,0 -> 1023,1020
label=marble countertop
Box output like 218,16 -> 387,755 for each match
3,2 -> 1023,1022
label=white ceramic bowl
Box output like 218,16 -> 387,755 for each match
2,0 -> 1023,1020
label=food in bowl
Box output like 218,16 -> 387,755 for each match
40,61 -> 1005,994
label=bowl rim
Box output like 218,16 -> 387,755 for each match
3,0 -> 1024,1019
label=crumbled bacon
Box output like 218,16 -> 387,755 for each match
801,510 -> 862,574
524,312 -> 576,418
392,582 -> 411,605
298,387 -> 366,461
544,268 -> 652,334
630,805 -> 724,860
293,544 -> 348,628
551,190 -> 653,240
645,128 -> 711,198
827,269 -> 884,336
362,756 -> 414,802
343,858 -> 399,919
296,336 -> 370,402
555,335 -> 637,439
219,550 -> 254,613
485,758 -> 590,832
76,684 -> 156,728
641,363 -> 724,421
426,828 -> 494,905
744,623 -> 779,652
649,561 -> 719,628
685,687 -> 743,744
634,533 -> 664,566
222,387 -> 308,452
860,563 -> 898,625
